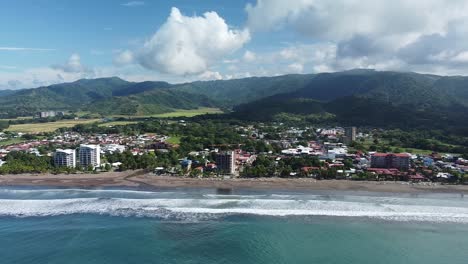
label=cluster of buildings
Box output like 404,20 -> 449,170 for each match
178,150 -> 256,176
36,111 -> 65,119
0,122 -> 467,181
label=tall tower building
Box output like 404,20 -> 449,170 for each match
79,144 -> 101,168
215,151 -> 236,175
343,127 -> 357,144
54,149 -> 76,168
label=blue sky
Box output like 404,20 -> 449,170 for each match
1,0 -> 468,89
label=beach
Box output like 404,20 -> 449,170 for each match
0,170 -> 467,193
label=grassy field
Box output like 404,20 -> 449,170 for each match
0,138 -> 27,147
151,108 -> 223,118
6,119 -> 100,133
98,121 -> 138,127
108,107 -> 224,119
166,135 -> 181,145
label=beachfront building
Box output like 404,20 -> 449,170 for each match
79,144 -> 101,168
343,126 -> 356,145
371,153 -> 410,170
216,151 -> 236,175
54,149 -> 76,168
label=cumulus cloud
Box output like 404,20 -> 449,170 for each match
52,54 -> 92,74
0,54 -> 100,89
287,63 -> 303,73
113,50 -> 134,66
121,7 -> 250,75
245,0 -> 468,74
198,71 -> 223,81
242,50 -> 256,62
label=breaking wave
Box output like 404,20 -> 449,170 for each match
1,188 -> 468,223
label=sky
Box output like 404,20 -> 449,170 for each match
2,0 -> 468,89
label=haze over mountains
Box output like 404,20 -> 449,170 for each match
1,69 -> 468,132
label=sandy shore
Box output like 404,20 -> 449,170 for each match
0,171 -> 467,194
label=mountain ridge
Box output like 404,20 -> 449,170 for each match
1,70 -> 468,123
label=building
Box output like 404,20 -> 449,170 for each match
371,153 -> 410,170
216,151 -> 236,175
54,149 -> 76,168
343,127 -> 356,144
79,144 -> 101,168
180,159 -> 192,170
37,111 -> 64,119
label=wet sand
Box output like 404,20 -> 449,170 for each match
0,171 -> 467,194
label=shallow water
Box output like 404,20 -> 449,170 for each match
1,187 -> 467,263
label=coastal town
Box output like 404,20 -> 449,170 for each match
1,116 -> 467,185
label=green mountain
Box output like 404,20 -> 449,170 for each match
0,77 -> 174,117
0,74 -> 313,117
231,70 -> 468,132
172,74 -> 313,106
2,70 -> 468,127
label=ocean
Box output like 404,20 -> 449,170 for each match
0,187 -> 467,264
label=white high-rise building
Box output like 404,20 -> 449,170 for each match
79,144 -> 101,168
54,149 -> 76,168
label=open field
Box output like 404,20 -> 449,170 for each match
6,119 -> 100,133
0,138 -> 27,147
108,107 -> 224,119
166,135 -> 181,144
151,107 -> 223,118
98,121 -> 138,127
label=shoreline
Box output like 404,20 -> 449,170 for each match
0,171 -> 467,194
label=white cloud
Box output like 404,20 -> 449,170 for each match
246,0 -> 468,41
287,63 -> 304,73
0,53 -> 102,89
0,47 -> 55,51
122,7 -> 250,75
113,50 -> 134,66
242,50 -> 256,62
245,0 -> 468,74
451,51 -> 468,63
52,54 -> 91,73
198,71 -> 223,81
121,1 -> 144,7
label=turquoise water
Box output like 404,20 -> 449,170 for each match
1,187 -> 468,264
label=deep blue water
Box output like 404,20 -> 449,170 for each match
1,187 -> 468,264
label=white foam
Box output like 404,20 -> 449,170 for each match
1,196 -> 468,223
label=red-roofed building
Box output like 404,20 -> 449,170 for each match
301,166 -> 320,172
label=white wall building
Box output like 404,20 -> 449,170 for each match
79,144 -> 101,168
54,149 -> 76,168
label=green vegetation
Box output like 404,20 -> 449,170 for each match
0,151 -> 52,174
106,151 -> 166,171
348,129 -> 468,156
0,120 -> 9,131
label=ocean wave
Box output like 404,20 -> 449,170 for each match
1,196 -> 468,223
0,188 -> 180,200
